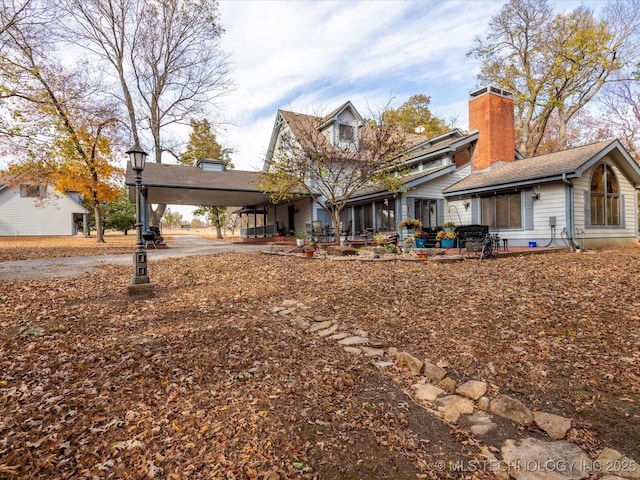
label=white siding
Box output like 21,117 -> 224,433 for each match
499,183 -> 568,247
446,199 -> 473,226
412,165 -> 471,199
0,185 -> 86,236
481,156 -> 638,248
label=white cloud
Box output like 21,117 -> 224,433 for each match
215,0 -> 505,172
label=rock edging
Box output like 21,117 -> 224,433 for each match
271,300 -> 639,480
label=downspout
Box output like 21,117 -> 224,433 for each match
563,174 -> 580,250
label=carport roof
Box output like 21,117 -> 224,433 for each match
125,162 -> 271,207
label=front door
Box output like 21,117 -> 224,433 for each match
416,199 -> 438,231
288,205 -> 295,235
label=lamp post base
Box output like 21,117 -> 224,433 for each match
127,281 -> 155,295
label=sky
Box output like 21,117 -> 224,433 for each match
212,0 -> 592,174
214,0 -> 503,172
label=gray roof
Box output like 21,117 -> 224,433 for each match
125,162 -> 270,207
443,140 -> 640,195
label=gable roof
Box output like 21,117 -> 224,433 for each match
443,139 -> 640,196
264,102 -> 432,171
317,101 -> 363,130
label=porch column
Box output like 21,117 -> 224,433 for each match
263,210 -> 267,237
253,210 -> 257,238
372,201 -> 377,231
141,187 -> 149,232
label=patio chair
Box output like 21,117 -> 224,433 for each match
340,220 -> 352,241
312,221 -> 324,242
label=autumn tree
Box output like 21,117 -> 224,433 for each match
181,118 -> 233,239
260,109 -> 410,245
382,94 -> 450,138
468,0 -> 640,157
58,0 -> 232,228
0,0 -> 123,242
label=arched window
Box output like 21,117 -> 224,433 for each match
590,164 -> 620,225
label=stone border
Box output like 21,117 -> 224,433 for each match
272,300 -> 639,480
261,248 -> 465,263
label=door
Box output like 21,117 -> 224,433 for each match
416,199 -> 438,231
288,205 -> 295,235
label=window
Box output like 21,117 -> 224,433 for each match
481,193 -> 522,229
590,164 -> 620,225
375,199 -> 395,231
338,124 -> 355,142
354,204 -> 372,233
20,184 -> 42,198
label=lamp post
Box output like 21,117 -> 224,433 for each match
127,143 -> 153,294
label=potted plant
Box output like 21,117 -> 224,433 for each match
414,248 -> 427,259
304,240 -> 317,257
403,236 -> 415,248
399,218 -> 422,230
294,231 -> 308,247
436,230 -> 456,248
414,229 -> 428,248
442,221 -> 456,232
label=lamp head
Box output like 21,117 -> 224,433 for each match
127,143 -> 147,172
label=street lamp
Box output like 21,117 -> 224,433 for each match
126,143 -> 153,294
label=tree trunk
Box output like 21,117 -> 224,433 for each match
330,209 -> 342,245
94,203 -> 105,243
148,204 -> 166,229
215,225 -> 223,239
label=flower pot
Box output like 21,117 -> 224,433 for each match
414,238 -> 426,248
296,239 -> 304,247
441,239 -> 454,248
305,250 -> 314,257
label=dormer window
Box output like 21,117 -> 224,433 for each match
339,124 -> 355,142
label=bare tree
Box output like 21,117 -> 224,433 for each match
469,0 -> 639,157
598,79 -> 640,162
260,108 -> 410,245
58,0 -> 232,227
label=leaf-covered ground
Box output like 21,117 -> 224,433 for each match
0,243 -> 639,479
0,235 -> 135,262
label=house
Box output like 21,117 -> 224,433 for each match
261,86 -> 640,249
125,85 -> 640,249
0,176 -> 89,236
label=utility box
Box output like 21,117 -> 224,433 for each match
549,216 -> 556,227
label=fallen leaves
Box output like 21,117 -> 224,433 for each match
0,243 -> 639,478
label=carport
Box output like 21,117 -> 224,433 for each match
124,162 -> 277,236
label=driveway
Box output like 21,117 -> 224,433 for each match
0,236 -> 268,281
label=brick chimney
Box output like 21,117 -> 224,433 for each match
468,86 -> 515,171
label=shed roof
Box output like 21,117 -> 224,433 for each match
125,163 -> 270,207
